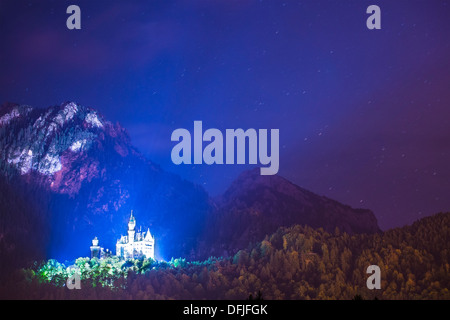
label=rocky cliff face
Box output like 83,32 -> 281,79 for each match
1,101 -> 139,196
0,102 -> 211,261
200,168 -> 380,257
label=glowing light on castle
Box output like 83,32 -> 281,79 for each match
115,211 -> 155,260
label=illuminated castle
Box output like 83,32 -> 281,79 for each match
115,211 -> 155,260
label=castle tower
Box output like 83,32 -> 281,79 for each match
90,237 -> 100,259
144,228 -> 155,260
128,210 -> 136,243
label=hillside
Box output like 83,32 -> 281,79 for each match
3,212 -> 449,300
0,101 -> 380,268
0,102 -> 211,263
200,168 -> 380,258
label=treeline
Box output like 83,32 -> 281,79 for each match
2,212 -> 450,300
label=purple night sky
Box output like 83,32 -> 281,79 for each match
1,0 -> 450,230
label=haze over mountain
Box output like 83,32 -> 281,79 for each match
0,102 -> 379,270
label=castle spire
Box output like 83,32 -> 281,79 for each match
128,210 -> 136,231
145,228 -> 153,240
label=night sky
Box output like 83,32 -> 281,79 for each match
1,0 -> 450,230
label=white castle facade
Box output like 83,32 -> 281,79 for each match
90,211 -> 155,260
115,211 -> 155,260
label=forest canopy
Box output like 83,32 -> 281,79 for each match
1,212 -> 449,300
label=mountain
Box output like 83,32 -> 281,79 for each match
200,169 -> 380,257
0,102 -> 211,264
0,101 -> 379,271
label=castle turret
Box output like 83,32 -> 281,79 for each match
145,228 -> 152,240
128,210 -> 136,230
128,210 -> 136,243
144,228 -> 155,260
90,237 -> 101,259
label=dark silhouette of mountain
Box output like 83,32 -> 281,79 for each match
200,168 -> 380,257
0,101 -> 379,271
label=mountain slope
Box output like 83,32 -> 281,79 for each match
1,101 -> 379,266
200,168 -> 380,257
0,102 -> 211,262
6,212 -> 448,300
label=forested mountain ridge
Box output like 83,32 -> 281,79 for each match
3,212 -> 449,300
201,168 -> 380,258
